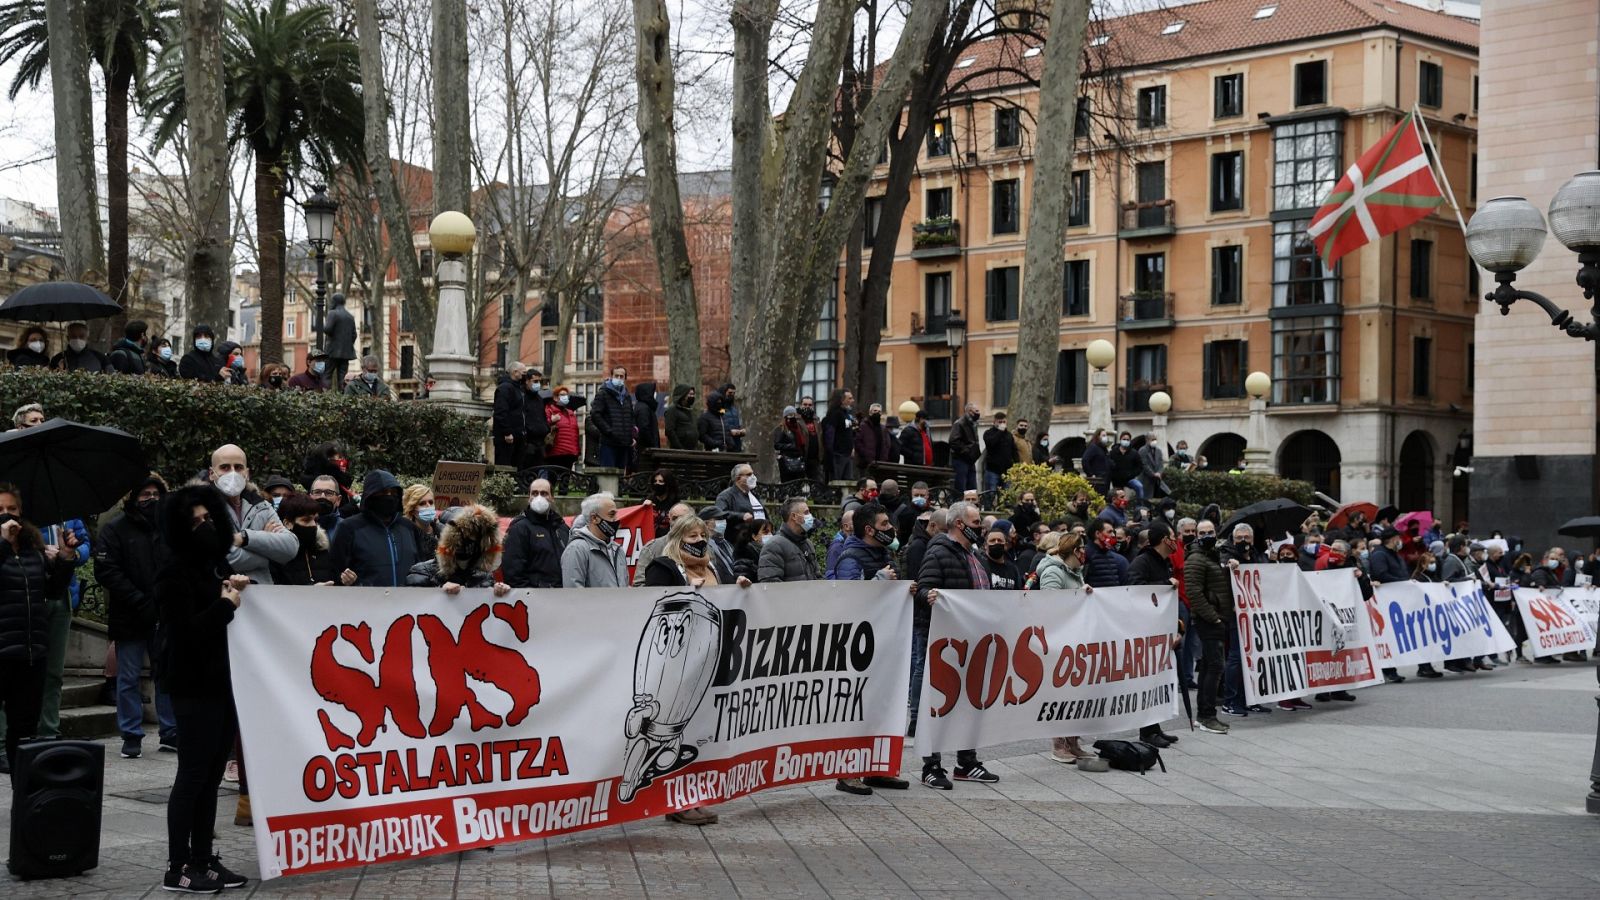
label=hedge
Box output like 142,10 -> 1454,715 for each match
1161,469 -> 1318,513
0,369 -> 484,489
996,464 -> 1105,523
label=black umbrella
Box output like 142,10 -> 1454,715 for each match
1557,516 -> 1600,538
0,419 -> 148,523
1176,650 -> 1194,730
1221,498 -> 1314,547
0,281 -> 121,322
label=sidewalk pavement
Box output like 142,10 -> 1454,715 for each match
3,662 -> 1599,899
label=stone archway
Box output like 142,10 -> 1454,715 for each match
1277,429 -> 1341,497
1198,432 -> 1246,471
1398,430 -> 1435,513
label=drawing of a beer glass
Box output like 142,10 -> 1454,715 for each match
619,591 -> 723,803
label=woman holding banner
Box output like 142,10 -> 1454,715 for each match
1037,535 -> 1097,764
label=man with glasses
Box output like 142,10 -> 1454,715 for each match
504,478 -> 570,589
308,476 -> 345,536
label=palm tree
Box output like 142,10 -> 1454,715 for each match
148,0 -> 362,364
0,0 -> 175,305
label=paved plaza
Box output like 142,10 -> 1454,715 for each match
4,662 -> 1599,899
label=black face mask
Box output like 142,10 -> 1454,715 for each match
292,524 -> 320,547
987,544 -> 1007,561
269,376 -> 285,387
679,396 -> 695,408
136,498 -> 160,518
595,517 -> 620,540
652,483 -> 668,495
365,494 -> 400,519
961,524 -> 983,545
315,498 -> 336,515
875,525 -> 896,545
868,413 -> 881,424
683,539 -> 708,559
190,521 -> 230,557
800,408 -> 816,420
1198,535 -> 1218,549
0,513 -> 17,528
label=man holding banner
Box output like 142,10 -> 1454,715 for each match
1184,520 -> 1233,735
1126,523 -> 1183,747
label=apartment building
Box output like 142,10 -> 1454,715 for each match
848,0 -> 1480,515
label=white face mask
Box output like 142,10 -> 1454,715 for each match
68,339 -> 87,353
530,496 -> 551,514
557,394 -> 569,406
27,340 -> 44,354
744,474 -> 758,490
216,471 -> 246,498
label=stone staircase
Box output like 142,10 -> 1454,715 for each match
58,668 -> 119,739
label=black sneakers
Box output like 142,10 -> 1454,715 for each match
160,733 -> 180,753
120,736 -> 142,759
953,763 -> 1000,784
162,865 -> 222,894
201,855 -> 249,889
921,768 -> 953,790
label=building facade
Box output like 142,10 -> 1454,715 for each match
850,0 -> 1480,518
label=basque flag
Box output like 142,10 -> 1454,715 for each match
1307,112 -> 1444,265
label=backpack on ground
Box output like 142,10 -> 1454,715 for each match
1092,739 -> 1166,774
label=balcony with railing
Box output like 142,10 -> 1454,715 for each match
1119,383 -> 1171,413
910,310 -> 953,345
1118,200 -> 1175,238
1118,291 -> 1175,330
913,393 -> 953,420
910,217 -> 961,259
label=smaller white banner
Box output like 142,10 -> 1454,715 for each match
1513,589 -> 1597,658
1233,565 -> 1385,705
1558,587 -> 1600,637
1369,581 -> 1516,665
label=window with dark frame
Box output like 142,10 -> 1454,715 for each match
1212,245 -> 1242,305
992,353 -> 1017,407
1410,239 -> 1433,300
1272,315 -> 1340,403
1211,151 -> 1243,211
1068,170 -> 1090,226
1294,59 -> 1327,107
419,248 -> 433,277
995,107 -> 1021,148
1412,336 -> 1432,398
1127,344 -> 1167,387
1214,73 -> 1244,118
925,271 -> 952,333
863,196 -> 884,248
923,356 -> 952,419
1419,61 -> 1443,108
1137,85 -> 1167,129
927,187 -> 953,220
1074,96 -> 1092,138
985,266 -> 1020,322
1272,218 -> 1338,307
927,118 -> 952,157
1203,339 -> 1248,399
992,179 -> 1020,233
1055,349 -> 1087,405
1466,342 -> 1474,393
400,345 -> 415,380
1063,260 -> 1090,317
1134,252 -> 1165,295
1272,117 -> 1341,211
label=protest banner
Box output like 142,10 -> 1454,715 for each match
1512,589 -> 1597,657
231,582 -> 910,879
1560,587 -> 1600,637
431,461 -> 487,509
914,586 -> 1180,755
1369,580 -> 1515,666
1232,565 -> 1385,705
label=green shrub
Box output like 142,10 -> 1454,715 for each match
0,370 -> 484,490
996,463 -> 1104,522
1162,470 -> 1317,513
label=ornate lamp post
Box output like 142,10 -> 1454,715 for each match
300,184 -> 337,351
425,211 -> 483,410
1464,173 -> 1600,815
1242,370 -> 1272,473
1086,338 -> 1115,435
944,310 -> 967,419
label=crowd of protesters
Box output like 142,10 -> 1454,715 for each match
0,362 -> 1596,892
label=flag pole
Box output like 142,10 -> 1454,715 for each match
1412,102 -> 1469,234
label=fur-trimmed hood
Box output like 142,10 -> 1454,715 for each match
435,504 -> 503,577
162,483 -> 233,562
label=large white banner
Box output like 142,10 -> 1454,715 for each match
914,586 -> 1180,755
1513,588 -> 1598,657
230,583 -> 911,879
1233,565 -> 1386,705
1369,581 -> 1516,665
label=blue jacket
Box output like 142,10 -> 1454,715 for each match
828,535 -> 891,581
1081,442 -> 1111,479
1366,545 -> 1410,584
1096,504 -> 1127,529
1084,542 -> 1129,588
42,520 -> 90,608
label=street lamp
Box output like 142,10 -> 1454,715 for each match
301,184 -> 337,352
1086,338 -> 1115,435
1465,175 -> 1600,816
425,210 -> 479,407
944,310 -> 966,419
1148,390 -> 1172,443
1242,370 -> 1272,473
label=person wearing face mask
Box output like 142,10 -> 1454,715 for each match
503,478 -> 573,589
716,463 -> 766,522
269,492 -> 340,587
7,326 -> 50,369
519,366 -> 551,472
288,348 -> 331,392
632,380 -> 661,457
328,470 -> 426,588
402,485 -> 440,556
560,493 -> 630,588
1125,522 -> 1185,744
300,442 -> 358,518
1168,441 -> 1195,474
663,384 -> 699,450
1010,491 -> 1041,535
308,477 -> 346,536
1083,520 -> 1130,590
261,475 -> 296,510
146,336 -> 179,377
979,527 -> 1022,590
1010,419 -> 1034,471
774,405 -> 813,481
757,497 -> 821,582
206,444 -> 297,586
49,321 -> 108,372
95,474 -> 178,760
947,403 -> 981,493
724,517 -> 766,583
406,505 -> 514,597
894,481 -> 931,541
852,402 -> 896,473
1108,431 -> 1144,500
698,389 -> 733,452
492,362 -> 532,468
344,355 -> 390,398
590,365 -> 637,470
715,382 -> 746,451
108,319 -> 150,375
1184,520 -> 1234,735
544,385 -> 585,470
896,407 -> 934,467
698,507 -> 740,584
1081,428 -> 1112,494
179,325 -> 222,381
216,340 -> 249,385
0,481 -> 74,777
319,291 -> 358,387
1137,431 -> 1167,498
258,362 -> 291,390
1363,527 -> 1416,682
646,470 -> 682,534
156,483 -> 253,894
1095,488 -> 1131,529
980,411 -> 1019,492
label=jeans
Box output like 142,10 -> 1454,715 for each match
1224,624 -> 1246,710
115,638 -> 176,740
1176,605 -> 1198,689
598,444 -> 629,469
952,459 -> 976,493
984,469 -> 1002,492
1196,626 -> 1227,719
36,596 -> 70,739
908,620 -> 928,735
1126,477 -> 1146,502
0,657 -> 45,772
167,695 -> 236,866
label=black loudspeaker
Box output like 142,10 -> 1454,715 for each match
7,740 -> 103,880
1514,455 -> 1540,480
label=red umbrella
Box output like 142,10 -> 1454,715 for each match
1395,510 -> 1434,535
1327,501 -> 1378,531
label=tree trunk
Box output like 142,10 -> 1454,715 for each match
44,0 -> 105,284
255,153 -> 286,363
727,0 -> 776,377
105,69 -> 131,304
180,0 -> 232,335
630,0 -> 702,395
357,0 -> 432,357
1011,0 -> 1093,434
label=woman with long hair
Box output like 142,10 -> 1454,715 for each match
647,469 -> 680,534
8,326 -> 50,369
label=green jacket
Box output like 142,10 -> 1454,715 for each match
1183,544 -> 1233,626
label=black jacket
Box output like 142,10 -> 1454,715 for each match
949,415 -> 980,462
272,528 -> 339,586
328,508 -> 427,587
982,553 -> 1022,590
633,381 -> 661,451
643,557 -> 690,587
178,348 -> 222,382
96,506 -> 167,641
107,338 -> 147,375
6,346 -> 50,369
155,485 -> 236,699
51,347 -> 108,372
1081,441 -> 1111,480
591,382 -> 636,449
1365,545 -> 1410,584
1109,445 -> 1143,486
698,408 -> 731,451
822,406 -> 855,456
323,305 -> 357,360
915,534 -> 979,628
492,372 -> 526,439
1084,543 -> 1129,588
146,351 -> 178,378
664,385 -> 699,450
897,422 -> 929,465
1183,544 -> 1232,626
0,530 -> 73,663
983,426 -> 1018,475
1126,547 -> 1173,586
406,558 -> 497,589
502,506 -> 570,589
